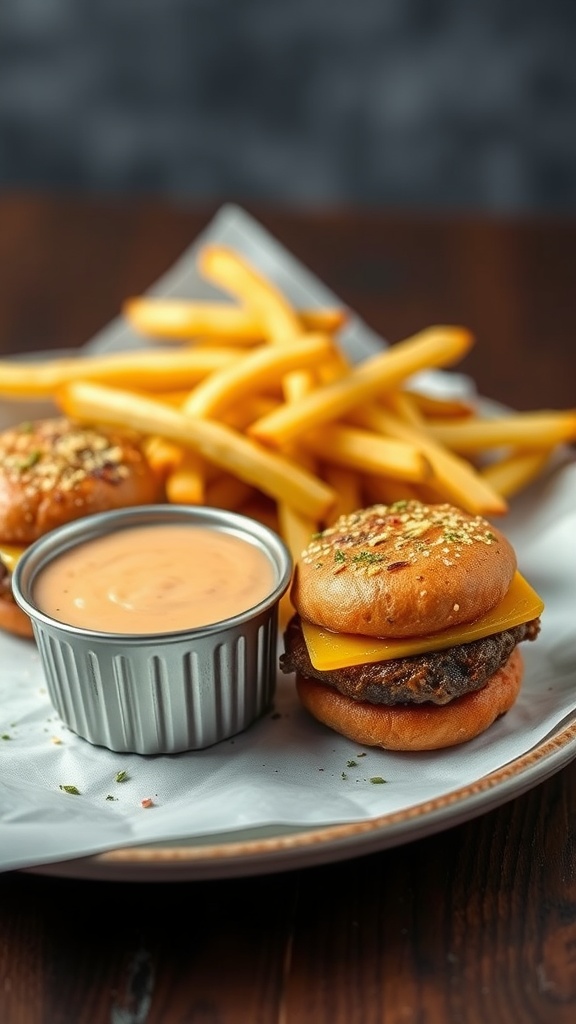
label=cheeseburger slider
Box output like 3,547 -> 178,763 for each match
0,417 -> 163,637
281,501 -> 543,750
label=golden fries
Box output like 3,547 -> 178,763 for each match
204,473 -> 256,512
405,390 -> 475,419
247,326 -> 473,448
350,404 -> 508,517
57,380 -> 336,521
198,245 -> 303,346
277,502 -> 318,625
182,333 -> 334,418
0,348 -> 242,398
321,465 -> 364,522
480,450 -> 553,498
124,296 -> 346,342
164,449 -> 207,505
426,410 -> 576,452
301,423 -> 429,484
1,236 -> 572,579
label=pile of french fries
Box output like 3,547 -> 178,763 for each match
1,242 -> 575,618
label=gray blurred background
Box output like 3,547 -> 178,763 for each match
1,0 -> 575,213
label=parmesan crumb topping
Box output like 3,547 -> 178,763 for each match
301,500 -> 499,573
0,418 -> 133,494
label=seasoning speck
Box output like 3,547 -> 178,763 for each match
370,777 -> 387,785
59,784 -> 80,795
115,770 -> 129,783
141,797 -> 154,808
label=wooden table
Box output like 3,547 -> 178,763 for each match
1,194 -> 575,1023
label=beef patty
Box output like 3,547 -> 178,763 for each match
280,614 -> 541,706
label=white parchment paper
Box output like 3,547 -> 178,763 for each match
1,205 -> 575,874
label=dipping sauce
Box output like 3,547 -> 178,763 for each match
34,523 -> 277,633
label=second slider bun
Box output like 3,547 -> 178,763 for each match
0,416 -> 162,544
0,416 -> 164,637
291,502 -> 517,638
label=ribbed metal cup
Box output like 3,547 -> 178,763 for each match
13,505 -> 292,755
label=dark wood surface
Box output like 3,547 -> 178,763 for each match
1,193 -> 576,1024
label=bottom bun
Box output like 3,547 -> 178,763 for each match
0,595 -> 34,639
296,646 -> 524,751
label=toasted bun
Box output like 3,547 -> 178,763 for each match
0,593 -> 34,638
0,417 -> 163,545
291,501 -> 516,638
296,646 -> 523,751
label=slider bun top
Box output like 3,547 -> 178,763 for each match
0,417 -> 163,544
290,501 -> 517,639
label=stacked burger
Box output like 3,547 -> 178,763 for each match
281,500 -> 543,750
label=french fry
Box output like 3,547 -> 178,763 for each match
198,244 -> 330,408
201,245 -> 343,420
383,388 -> 427,427
277,504 -> 318,570
204,473 -> 256,511
220,395 -> 279,431
480,449 -> 553,498
362,476 -> 422,507
317,348 -> 352,385
239,496 -> 279,531
57,380 -> 336,521
153,390 -> 196,408
425,410 -> 576,453
143,436 -> 186,475
405,390 -> 475,419
182,333 -> 334,418
280,366 -> 319,405
271,332 -> 323,601
165,450 -> 207,505
301,423 -> 429,483
350,404 -> 508,516
248,326 -> 474,448
124,296 -> 346,342
198,245 -> 303,346
0,348 -> 242,398
277,502 -> 318,626
321,465 -> 364,522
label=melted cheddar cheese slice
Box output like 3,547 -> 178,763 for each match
0,543 -> 25,572
301,572 -> 544,671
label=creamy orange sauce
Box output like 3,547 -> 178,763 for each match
34,524 -> 276,633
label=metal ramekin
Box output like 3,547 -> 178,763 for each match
13,505 -> 292,755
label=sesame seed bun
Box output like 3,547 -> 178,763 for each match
0,417 -> 164,637
295,646 -> 524,751
290,502 -> 517,639
0,417 -> 163,545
